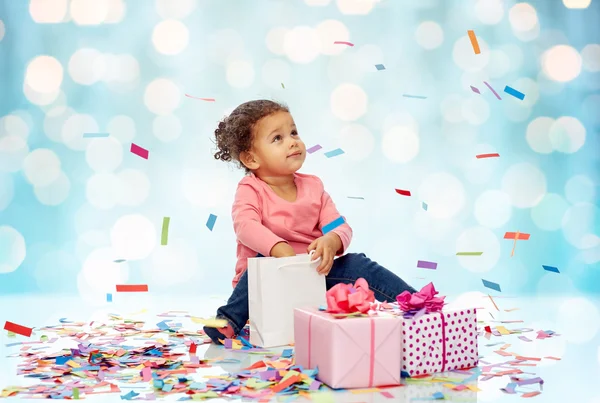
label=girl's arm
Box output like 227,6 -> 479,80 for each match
318,190 -> 353,255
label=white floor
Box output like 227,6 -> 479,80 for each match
1,293 -> 599,402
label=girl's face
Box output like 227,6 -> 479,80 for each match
243,111 -> 306,176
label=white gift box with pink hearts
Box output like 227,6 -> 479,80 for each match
399,308 -> 479,377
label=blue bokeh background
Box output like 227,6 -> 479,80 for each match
0,0 -> 598,303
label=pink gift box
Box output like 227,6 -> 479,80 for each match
294,307 -> 402,389
400,308 -> 478,377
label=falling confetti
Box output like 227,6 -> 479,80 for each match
333,41 -> 354,46
375,64 -> 386,71
467,30 -> 481,54
184,94 -> 216,102
130,143 -> 149,159
503,85 -> 525,100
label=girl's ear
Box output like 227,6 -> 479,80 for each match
240,150 -> 260,170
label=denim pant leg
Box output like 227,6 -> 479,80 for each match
326,253 -> 417,302
215,270 -> 249,335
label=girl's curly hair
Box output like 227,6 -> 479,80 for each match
213,100 -> 289,173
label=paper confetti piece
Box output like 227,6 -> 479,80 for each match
3,321 -> 33,337
347,196 -> 364,200
375,64 -> 386,70
402,94 -> 427,99
483,81 -> 502,100
504,85 -> 525,100
114,259 -> 126,263
488,294 -> 500,311
333,41 -> 354,46
281,83 -> 285,89
417,260 -> 437,270
116,284 -> 149,292
141,367 -> 152,382
422,202 -> 428,211
73,388 -> 79,399
522,392 -> 541,398
542,265 -> 559,273
456,251 -> 483,256
191,317 -> 228,328
324,148 -> 344,158
189,343 -> 197,354
206,214 -> 217,231
495,326 -> 510,335
467,30 -> 481,54
476,153 -> 500,159
184,94 -> 215,102
106,293 -> 112,302
83,132 -> 109,138
380,391 -> 395,398
395,189 -> 411,196
504,232 -> 531,240
482,279 -> 501,292
470,85 -> 481,94
306,144 -> 322,154
350,388 -> 380,394
161,217 -> 170,246
130,143 -> 149,159
323,216 -> 345,234
432,391 -> 445,399
544,356 -> 561,360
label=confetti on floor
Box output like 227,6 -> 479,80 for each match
467,30 -> 481,54
417,260 -> 437,270
375,64 -> 386,70
482,279 -> 501,292
542,265 -> 560,273
333,41 -> 354,46
82,132 -> 109,138
130,143 -> 149,159
503,85 -> 525,100
395,189 -> 411,196
476,153 -> 500,159
184,94 -> 216,102
206,214 -> 217,231
483,81 -> 502,100
115,284 -> 149,292
324,148 -> 344,158
161,217 -> 170,246
307,144 -> 323,154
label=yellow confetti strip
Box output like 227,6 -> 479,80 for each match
350,388 -> 380,394
191,317 -> 228,328
495,326 -> 511,335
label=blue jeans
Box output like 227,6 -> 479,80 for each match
204,253 -> 416,341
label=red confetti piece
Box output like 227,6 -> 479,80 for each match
130,143 -> 149,159
189,343 -> 197,354
476,153 -> 500,159
185,94 -> 216,102
3,321 -> 33,337
116,284 -> 149,292
504,232 -> 530,240
395,189 -> 411,196
333,41 -> 354,47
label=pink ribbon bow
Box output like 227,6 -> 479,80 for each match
396,282 -> 445,313
326,278 -> 375,314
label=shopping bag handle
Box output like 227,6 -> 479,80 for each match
277,250 -> 321,270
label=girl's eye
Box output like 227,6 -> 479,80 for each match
291,130 -> 299,136
273,135 -> 282,142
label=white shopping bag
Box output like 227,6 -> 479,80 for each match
248,251 -> 326,347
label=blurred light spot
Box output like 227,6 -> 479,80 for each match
68,48 -> 106,85
335,124 -> 374,161
107,115 -> 136,144
453,35 -> 490,72
34,250 -> 79,292
85,137 -> 123,172
70,0 -> 108,25
156,0 -> 197,19
29,0 -> 68,23
305,0 -> 330,4
509,3 -> 538,31
461,96 -> 490,125
153,114 -> 182,142
582,44 -> 600,72
504,100 -> 532,122
152,19 -> 189,55
487,50 -> 511,78
0,173 -> 14,211
145,238 -> 199,287
25,55 -> 63,94
23,82 -> 60,106
34,171 -> 71,206
382,111 -> 419,134
526,116 -> 554,154
418,173 -> 465,219
80,247 -> 129,296
0,19 -> 4,41
44,106 -> 74,143
284,26 -> 321,64
565,174 -> 596,204
549,116 -> 586,153
226,60 -> 255,88
266,27 -> 289,56
501,162 -> 547,208
456,227 -> 500,272
557,297 -> 599,343
23,148 -> 61,187
562,202 -> 599,249
512,77 -> 539,108
316,20 -> 350,55
182,169 -> 230,208
327,44 -> 383,85
104,0 -> 126,23
61,113 -> 99,151
563,0 -> 592,8
262,59 -> 291,90
1,114 -> 30,139
474,0 -> 504,25
415,21 -> 444,50
441,94 -> 465,123
111,214 -> 157,260
86,173 -> 122,209
336,0 -> 375,15
144,78 -> 181,115
542,45 -> 582,82
531,193 -> 569,231
513,23 -> 540,42
118,169 -> 150,206
474,190 -> 512,228
0,226 -> 26,274
330,83 -> 367,121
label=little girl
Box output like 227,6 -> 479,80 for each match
203,99 -> 416,343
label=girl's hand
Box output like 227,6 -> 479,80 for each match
307,233 -> 342,275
